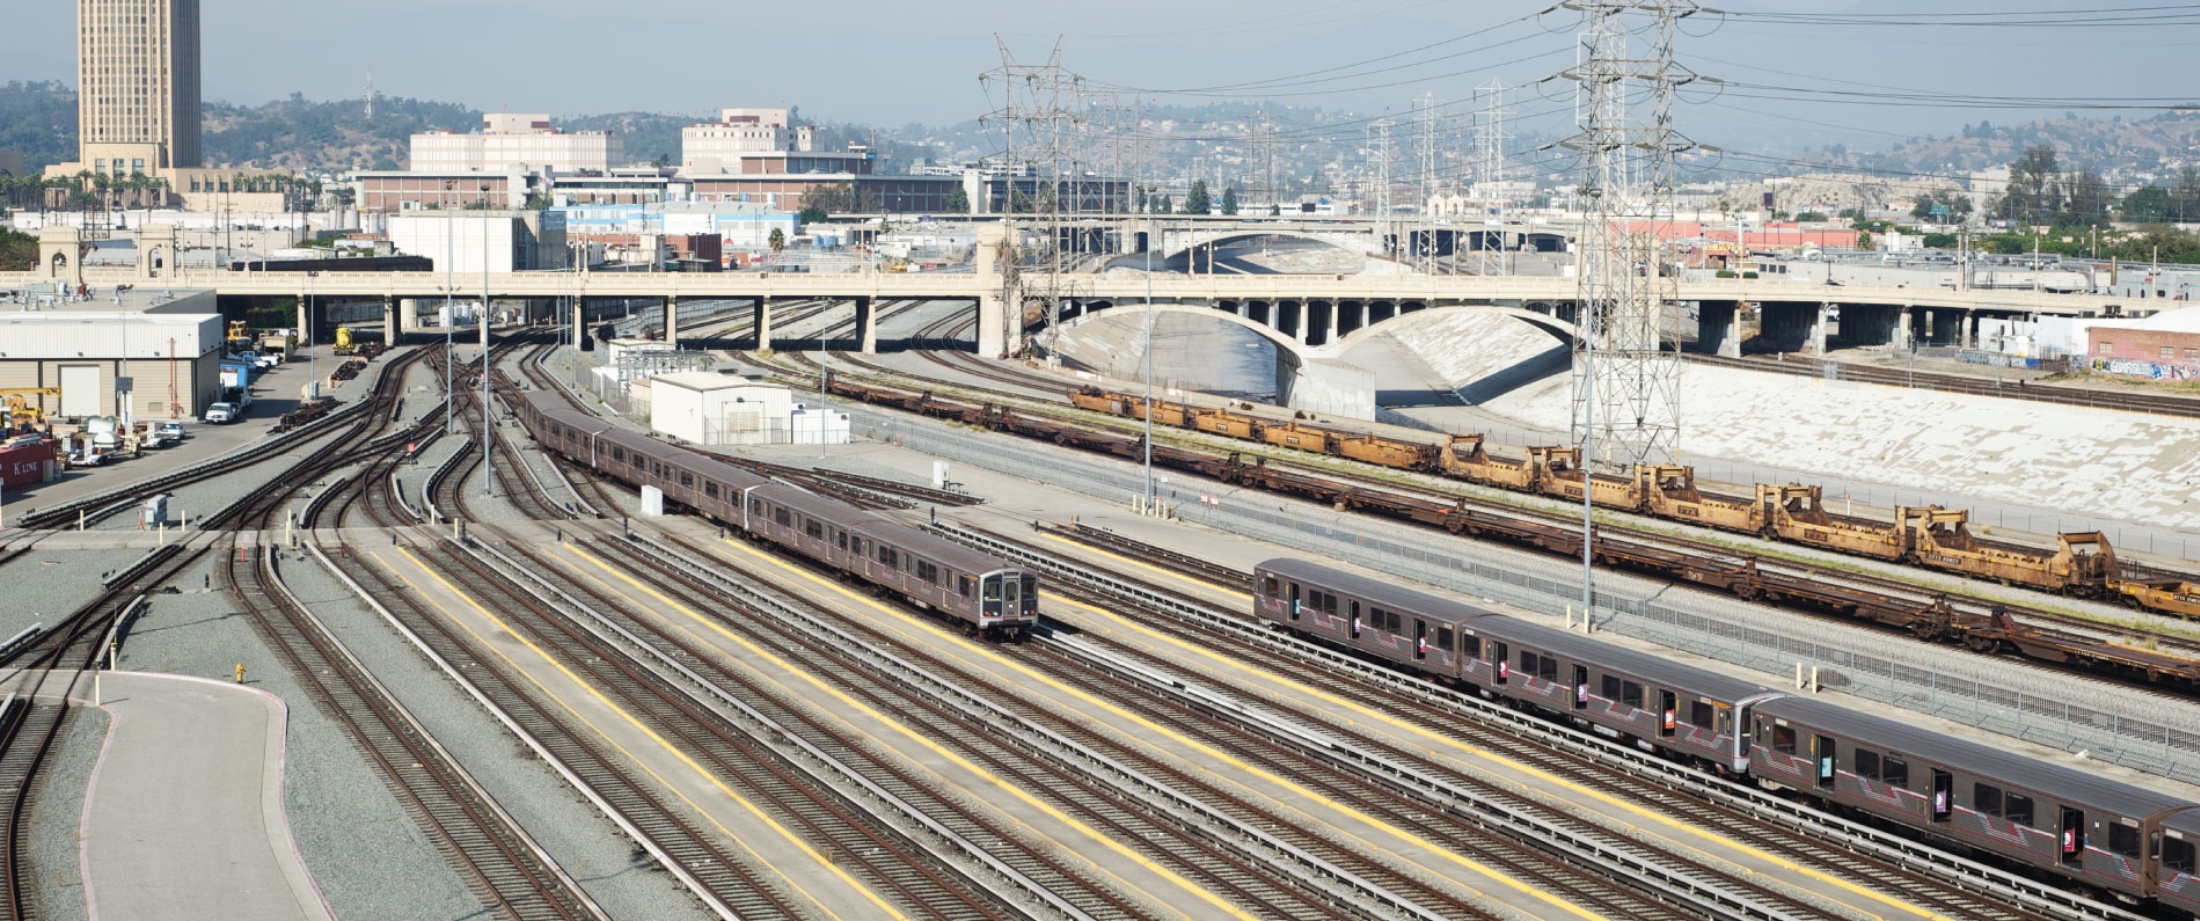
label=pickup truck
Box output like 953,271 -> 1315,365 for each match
205,402 -> 240,424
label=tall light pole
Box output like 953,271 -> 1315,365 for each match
1142,202 -> 1155,512
480,183 -> 493,498
443,181 -> 455,433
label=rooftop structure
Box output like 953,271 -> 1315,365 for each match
409,113 -> 622,174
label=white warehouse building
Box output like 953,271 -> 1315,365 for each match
649,371 -> 848,446
0,286 -> 227,424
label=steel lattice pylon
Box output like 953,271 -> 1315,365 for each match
1561,0 -> 1697,471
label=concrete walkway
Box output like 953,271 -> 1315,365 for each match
76,671 -> 334,921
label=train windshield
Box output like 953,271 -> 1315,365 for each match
1020,574 -> 1038,613
1000,575 -> 1021,611
983,576 -> 1002,602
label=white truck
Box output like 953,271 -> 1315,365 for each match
205,402 -> 240,424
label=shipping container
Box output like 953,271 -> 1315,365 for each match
0,441 -> 55,492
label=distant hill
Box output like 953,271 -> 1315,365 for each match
202,93 -> 479,172
0,81 -> 78,173
1808,111 -> 2200,184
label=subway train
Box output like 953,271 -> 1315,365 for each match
515,389 -> 1039,640
1254,557 -> 2200,912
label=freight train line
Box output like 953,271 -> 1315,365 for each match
604,528 -> 1511,920
942,522 -> 2130,921
1682,351 -> 2200,419
435,533 -> 1056,920
822,374 -> 2200,695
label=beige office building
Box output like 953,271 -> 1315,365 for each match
76,0 -> 201,175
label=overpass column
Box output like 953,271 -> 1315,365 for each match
1963,308 -> 1976,350
296,288 -> 309,344
1896,306 -> 1913,350
382,296 -> 396,340
755,296 -> 773,351
858,297 -> 878,355
664,296 -> 679,348
1810,302 -> 1831,355
399,298 -> 420,333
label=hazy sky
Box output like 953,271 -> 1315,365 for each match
7,0 -> 2189,154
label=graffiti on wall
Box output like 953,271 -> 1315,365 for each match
2092,357 -> 2200,381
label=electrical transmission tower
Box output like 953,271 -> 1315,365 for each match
1366,120 -> 1394,256
1415,94 -> 1443,273
364,69 -> 376,121
980,38 -> 1086,365
1560,0 -> 1697,470
1473,79 -> 1511,275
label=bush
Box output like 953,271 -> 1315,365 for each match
1714,269 -> 1738,278
1741,271 -> 1759,279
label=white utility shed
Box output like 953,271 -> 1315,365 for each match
649,371 -> 847,445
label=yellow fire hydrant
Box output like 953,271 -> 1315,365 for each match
234,663 -> 246,684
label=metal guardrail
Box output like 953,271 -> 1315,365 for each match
0,626 -> 43,663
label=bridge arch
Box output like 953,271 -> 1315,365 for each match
1160,229 -> 1378,262
1059,301 -> 1310,359
1321,304 -> 1578,357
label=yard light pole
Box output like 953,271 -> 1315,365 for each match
443,181 -> 455,433
480,183 -> 493,498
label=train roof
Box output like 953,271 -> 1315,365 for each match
661,448 -> 770,491
541,406 -> 614,436
754,481 -> 1025,575
1754,695 -> 2197,819
1257,558 -> 1772,702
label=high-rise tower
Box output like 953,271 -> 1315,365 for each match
77,0 -> 201,173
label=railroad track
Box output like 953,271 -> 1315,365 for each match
428,534 -> 1028,919
956,521 -> 2119,921
0,344 -> 441,919
223,538 -> 603,921
594,529 -> 1490,920
1683,351 -> 2200,419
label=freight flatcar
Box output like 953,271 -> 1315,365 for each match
1254,557 -> 2200,909
515,390 -> 1038,639
1064,385 -> 2135,597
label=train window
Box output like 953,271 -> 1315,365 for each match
1535,653 -> 1557,682
804,520 -> 823,540
751,498 -> 766,515
679,472 -> 694,488
1460,635 -> 1481,659
2103,826 -> 2138,861
1321,593 -> 1338,615
2005,793 -> 2034,827
1771,725 -> 1797,755
1621,681 -> 1644,709
704,482 -> 719,499
1260,576 -> 1278,598
1974,784 -> 2003,818
1436,626 -> 1453,651
836,531 -> 848,551
1601,675 -> 1621,701
1387,611 -> 1403,634
774,508 -> 791,526
958,575 -> 973,596
1855,749 -> 1880,782
1690,700 -> 1714,730
2165,837 -> 2197,875
878,547 -> 899,568
1517,650 -> 1537,678
983,578 -> 1002,601
1883,757 -> 1908,788
612,447 -> 626,462
917,561 -> 938,584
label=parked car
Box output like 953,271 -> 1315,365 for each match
157,421 -> 186,440
70,450 -> 105,466
205,402 -> 239,424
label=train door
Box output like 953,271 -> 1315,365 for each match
1814,735 -> 1838,790
1288,582 -> 1301,621
1657,690 -> 1678,737
1349,600 -> 1362,639
1571,665 -> 1589,710
2060,808 -> 2085,866
1930,770 -> 1953,822
1001,574 -> 1022,617
1414,620 -> 1429,660
1490,641 -> 1509,684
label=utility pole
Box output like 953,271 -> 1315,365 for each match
981,37 -> 1085,368
1556,0 -> 1699,624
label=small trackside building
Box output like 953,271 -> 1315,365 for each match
648,370 -> 848,446
0,284 -> 226,425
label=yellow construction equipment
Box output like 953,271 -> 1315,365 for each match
2,389 -> 60,428
332,326 -> 356,355
226,319 -> 251,349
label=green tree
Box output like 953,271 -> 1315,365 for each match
1855,230 -> 1875,251
768,228 -> 785,253
1794,211 -> 1828,223
798,204 -> 828,224
1268,203 -> 1281,216
1220,185 -> 1240,216
2062,167 -> 2111,226
2174,165 -> 2200,224
2123,185 -> 2173,223
943,184 -> 969,214
0,227 -> 36,272
1183,180 -> 1211,215
1997,145 -> 2062,223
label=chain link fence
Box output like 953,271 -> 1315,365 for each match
843,402 -> 2200,785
